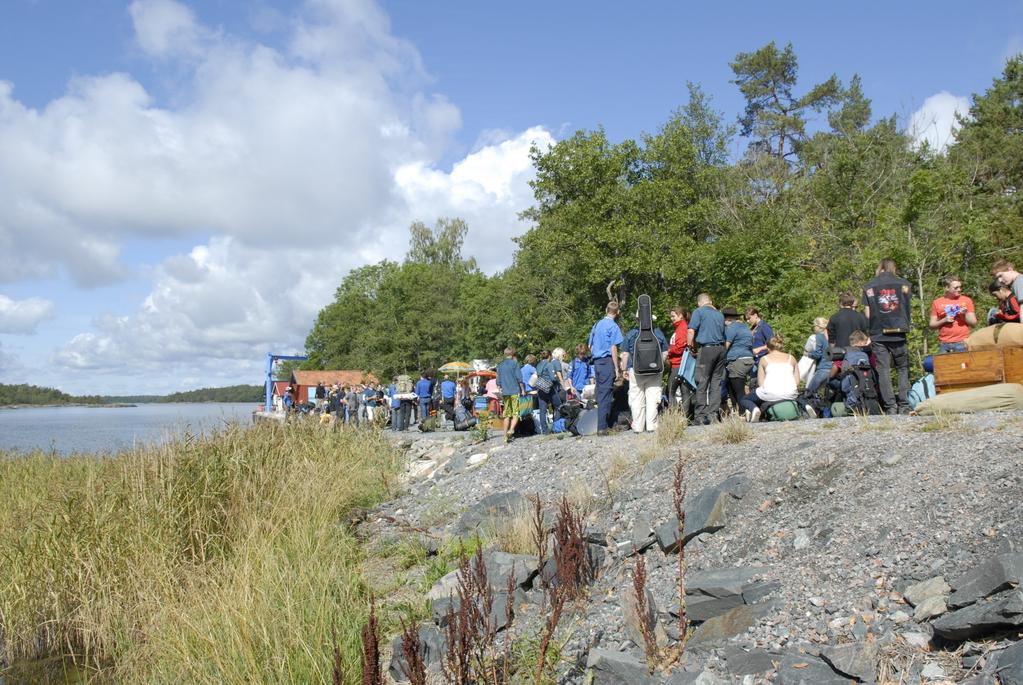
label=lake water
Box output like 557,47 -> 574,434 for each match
0,403 -> 260,455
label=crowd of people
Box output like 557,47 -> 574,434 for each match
283,257 -> 1023,439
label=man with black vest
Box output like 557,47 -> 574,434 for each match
687,293 -> 727,425
861,258 -> 913,415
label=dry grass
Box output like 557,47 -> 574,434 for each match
656,406 -> 689,448
0,421 -> 403,684
853,413 -> 897,431
709,415 -> 755,444
917,412 -> 965,433
491,503 -> 537,556
565,477 -> 597,517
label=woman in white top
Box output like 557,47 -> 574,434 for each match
740,336 -> 816,421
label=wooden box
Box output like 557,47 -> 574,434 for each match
933,348 -> 1023,393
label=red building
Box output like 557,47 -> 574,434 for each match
290,370 -> 378,404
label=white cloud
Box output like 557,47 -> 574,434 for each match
908,91 -> 970,152
2,0 -> 551,389
0,341 -> 22,375
0,295 -> 56,334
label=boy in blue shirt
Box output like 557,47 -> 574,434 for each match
495,347 -> 525,442
687,294 -> 727,425
723,306 -> 754,415
415,372 -> 433,425
439,374 -> 457,422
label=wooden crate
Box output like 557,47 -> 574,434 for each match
1005,347 -> 1023,384
933,349 -> 1006,393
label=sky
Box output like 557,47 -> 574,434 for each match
0,0 -> 1020,395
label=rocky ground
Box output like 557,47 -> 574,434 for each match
356,410 -> 1023,684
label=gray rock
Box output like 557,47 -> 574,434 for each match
932,589 -> 1023,640
482,550 -> 539,590
387,622 -> 444,682
902,632 -> 931,649
960,676 -> 998,685
913,595 -> 947,622
432,590 -> 513,632
775,653 -> 853,685
718,472 -> 753,498
586,648 -> 653,685
819,640 -> 877,682
620,584 -> 665,649
904,576 -> 951,607
948,554 -> 1023,609
793,529 -> 811,550
725,648 -> 779,676
920,662 -> 945,679
681,567 -> 779,622
997,639 -> 1023,685
426,569 -> 459,602
688,601 -> 776,647
631,514 -> 656,554
454,490 -> 525,535
667,670 -> 726,685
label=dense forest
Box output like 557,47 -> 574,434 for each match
0,384 -> 263,406
306,44 -> 1023,378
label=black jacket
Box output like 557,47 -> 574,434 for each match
862,272 -> 912,341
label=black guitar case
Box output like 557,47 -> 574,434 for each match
633,294 -> 663,376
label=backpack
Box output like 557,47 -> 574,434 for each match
842,360 -> 883,415
633,294 -> 663,375
907,373 -> 936,410
764,400 -> 801,421
396,374 -> 413,394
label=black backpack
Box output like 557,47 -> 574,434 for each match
843,360 -> 883,415
633,294 -> 663,376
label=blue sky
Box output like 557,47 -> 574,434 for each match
0,0 -> 1020,395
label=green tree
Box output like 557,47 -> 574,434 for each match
730,41 -> 841,160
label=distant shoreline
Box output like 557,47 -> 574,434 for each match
0,403 -> 139,410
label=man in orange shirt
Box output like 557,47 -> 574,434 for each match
928,276 -> 977,353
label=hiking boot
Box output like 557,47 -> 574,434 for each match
743,409 -> 752,422
750,407 -> 761,423
805,405 -> 818,419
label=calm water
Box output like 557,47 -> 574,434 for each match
0,403 -> 260,455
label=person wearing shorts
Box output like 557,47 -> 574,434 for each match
495,347 -> 525,442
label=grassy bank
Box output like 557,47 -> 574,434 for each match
0,422 -> 403,684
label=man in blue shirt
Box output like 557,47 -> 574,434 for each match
687,294 -> 727,425
723,306 -> 754,416
495,347 -> 525,442
587,301 -> 624,434
415,372 -> 433,426
439,374 -> 457,423
621,306 -> 669,433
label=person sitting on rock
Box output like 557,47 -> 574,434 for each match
739,336 -> 815,422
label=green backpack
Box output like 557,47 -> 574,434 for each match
765,400 -> 801,421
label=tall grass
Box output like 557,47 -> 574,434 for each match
0,421 -> 403,684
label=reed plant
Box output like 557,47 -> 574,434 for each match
0,421 -> 403,684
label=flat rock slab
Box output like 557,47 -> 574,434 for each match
820,640 -> 877,682
724,648 -> 780,676
913,595 -> 948,622
997,639 -> 1023,685
585,648 -> 653,685
776,653 -> 853,685
655,474 -> 751,554
482,550 -> 539,590
454,490 -> 525,535
688,600 -> 776,647
683,567 -> 778,622
949,554 -> 1023,609
932,589 -> 1023,641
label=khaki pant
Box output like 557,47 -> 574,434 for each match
628,368 -> 662,432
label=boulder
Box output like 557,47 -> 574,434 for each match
630,514 -> 657,554
904,575 -> 951,607
387,622 -> 445,682
482,550 -> 539,591
932,589 -> 1023,640
819,640 -> 877,682
948,554 -> 1023,609
432,590 -> 513,633
585,648 -> 653,685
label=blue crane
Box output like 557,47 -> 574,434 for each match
264,352 -> 308,412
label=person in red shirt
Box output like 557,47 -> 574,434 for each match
666,305 -> 692,413
928,276 -> 977,353
988,280 -> 1021,324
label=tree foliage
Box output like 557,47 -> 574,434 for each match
305,45 -> 1023,376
